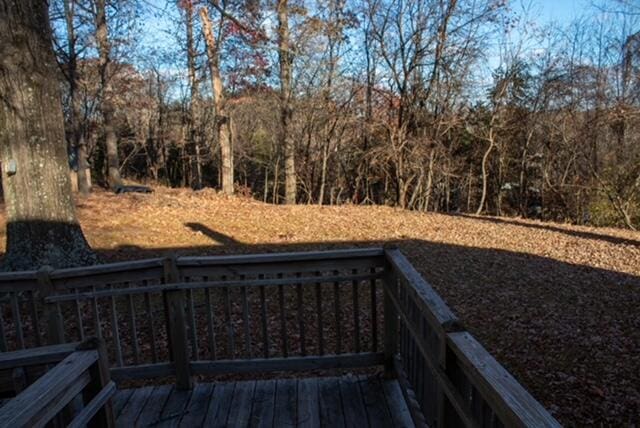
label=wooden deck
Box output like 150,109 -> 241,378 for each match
0,248 -> 560,427
113,375 -> 414,427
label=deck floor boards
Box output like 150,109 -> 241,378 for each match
114,375 -> 414,428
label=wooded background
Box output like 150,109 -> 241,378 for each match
47,0 -> 640,229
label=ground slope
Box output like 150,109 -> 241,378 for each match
2,188 -> 639,425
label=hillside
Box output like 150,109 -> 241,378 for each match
2,187 -> 639,425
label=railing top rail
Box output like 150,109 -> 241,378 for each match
384,248 -> 461,331
448,331 -> 561,428
177,247 -> 385,266
0,247 -> 385,291
0,342 -> 80,370
0,270 -> 39,283
384,248 -> 560,428
49,257 -> 166,280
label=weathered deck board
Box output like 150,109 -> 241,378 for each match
117,385 -> 153,425
273,378 -> 297,427
178,383 -> 215,427
227,380 -> 257,428
357,375 -> 394,428
114,375 -> 414,428
297,378 -> 320,427
132,384 -> 173,426
113,388 -> 134,418
339,375 -> 368,426
249,379 -> 276,428
383,378 -> 415,428
156,387 -> 192,427
318,377 -> 345,428
202,382 -> 235,426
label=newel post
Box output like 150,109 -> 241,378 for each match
37,266 -> 64,345
382,252 -> 399,378
163,256 -> 192,390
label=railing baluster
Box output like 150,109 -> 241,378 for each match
370,268 -> 378,352
315,271 -> 324,356
0,305 -> 7,351
222,277 -> 235,358
10,292 -> 24,349
352,269 -> 360,353
28,291 -> 42,347
143,280 -> 158,363
91,286 -> 102,341
333,270 -> 342,354
126,282 -> 140,365
73,289 -> 84,341
241,275 -> 251,358
259,274 -> 269,358
108,285 -> 123,367
383,264 -> 398,377
296,272 -> 306,356
278,273 -> 288,358
185,278 -> 198,360
204,278 -> 217,360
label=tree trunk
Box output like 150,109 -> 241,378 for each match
77,136 -> 91,195
476,131 -> 495,215
318,143 -> 329,205
278,0 -> 296,204
200,7 -> 234,195
94,0 -> 122,190
63,0 -> 91,197
272,156 -> 280,204
425,149 -> 435,211
185,2 -> 202,190
0,0 -> 97,270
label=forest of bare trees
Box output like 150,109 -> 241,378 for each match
18,0 -> 640,231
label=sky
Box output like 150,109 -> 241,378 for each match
132,0 -> 612,97
534,0 -> 590,23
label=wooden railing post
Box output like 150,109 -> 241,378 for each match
78,337 -> 116,427
37,266 -> 64,345
382,259 -> 398,378
166,287 -> 193,390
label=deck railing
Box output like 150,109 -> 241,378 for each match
0,247 -> 559,427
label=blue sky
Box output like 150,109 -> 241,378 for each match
534,0 -> 590,23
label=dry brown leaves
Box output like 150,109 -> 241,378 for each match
1,187 -> 638,425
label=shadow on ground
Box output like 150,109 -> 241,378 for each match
1,224 -> 639,425
456,213 -> 640,247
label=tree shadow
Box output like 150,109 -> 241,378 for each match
184,222 -> 240,246
456,214 -> 640,247
0,223 -> 639,425
92,231 -> 640,425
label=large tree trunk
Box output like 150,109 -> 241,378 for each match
200,7 -> 234,195
278,0 -> 296,204
0,0 -> 97,270
94,0 -> 122,190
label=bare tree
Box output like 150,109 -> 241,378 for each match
278,0 -> 296,204
94,0 -> 123,189
200,5 -> 234,195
